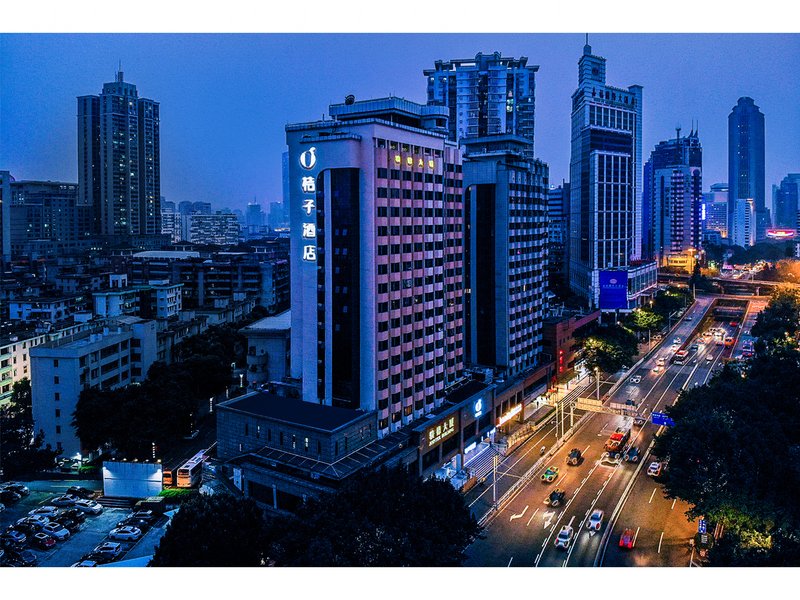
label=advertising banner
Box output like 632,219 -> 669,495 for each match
599,270 -> 628,310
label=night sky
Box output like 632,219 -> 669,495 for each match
1,33 -> 798,212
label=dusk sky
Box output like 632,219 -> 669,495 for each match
1,33 -> 798,213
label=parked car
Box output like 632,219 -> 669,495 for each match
544,488 -> 566,507
0,489 -> 22,504
17,515 -> 50,529
28,505 -> 60,519
540,466 -> 560,483
619,527 -> 636,549
2,483 -> 30,497
130,510 -> 155,522
3,548 -> 37,566
554,525 -> 574,549
41,522 -> 71,541
71,560 -> 98,567
50,495 -> 78,507
587,509 -> 604,531
66,486 -> 96,499
58,508 -> 87,523
58,518 -> 82,534
109,526 -> 142,541
30,532 -> 57,550
87,541 -> 123,563
1,529 -> 27,548
116,516 -> 152,531
647,461 -> 663,477
74,499 -> 103,514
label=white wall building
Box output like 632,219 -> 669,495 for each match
731,198 -> 756,248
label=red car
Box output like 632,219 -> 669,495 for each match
729,321 -> 739,328
619,528 -> 636,549
31,532 -> 57,550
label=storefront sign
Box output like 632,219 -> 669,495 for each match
473,397 -> 483,419
497,404 -> 522,427
426,415 -> 456,449
299,147 -> 318,263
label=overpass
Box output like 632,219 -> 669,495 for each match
658,272 -> 800,296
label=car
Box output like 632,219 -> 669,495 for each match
567,448 -> 582,466
633,416 -> 647,428
41,522 -> 71,541
647,461 -> 663,477
623,446 -> 640,463
706,354 -> 713,362
115,516 -> 152,531
587,509 -> 604,531
730,321 -> 739,328
1,529 -> 27,548
11,521 -> 43,538
554,525 -> 574,549
673,337 -> 682,344
58,508 -> 87,523
28,505 -> 60,519
109,525 -> 142,541
89,541 -> 123,562
0,489 -> 22,504
544,488 -> 566,507
1,483 -> 30,496
541,466 -> 560,483
619,528 -> 636,549
17,514 -> 50,528
66,486 -> 97,499
50,494 -> 78,507
3,548 -> 37,567
30,532 -> 57,550
130,510 -> 156,522
74,499 -> 103,514
685,315 -> 693,321
629,375 -> 642,384
71,560 -> 98,567
652,365 -> 662,373
744,329 -> 751,336
690,344 -> 699,352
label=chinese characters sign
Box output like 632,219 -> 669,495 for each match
426,415 -> 457,449
299,147 -> 317,263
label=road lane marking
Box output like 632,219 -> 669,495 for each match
507,557 -> 514,567
658,531 -> 664,554
567,515 -> 575,527
542,510 -> 556,529
671,499 -> 677,510
583,445 -> 590,456
526,508 -> 539,527
509,505 -> 529,522
633,526 -> 640,548
649,487 -> 657,504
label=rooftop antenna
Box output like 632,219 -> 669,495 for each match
116,60 -> 123,83
675,123 -> 681,140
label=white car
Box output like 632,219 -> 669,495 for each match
92,541 -> 122,559
28,505 -> 60,519
17,514 -> 50,527
629,375 -> 642,385
108,526 -> 142,541
587,509 -> 604,531
652,365 -> 662,373
706,354 -> 713,362
50,494 -> 78,507
673,337 -> 682,344
647,461 -> 663,477
554,525 -> 574,549
42,522 -> 71,541
75,499 -> 103,514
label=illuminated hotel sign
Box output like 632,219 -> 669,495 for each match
299,147 -> 317,262
496,404 -> 522,427
766,229 -> 796,240
473,397 -> 483,419
426,415 -> 457,449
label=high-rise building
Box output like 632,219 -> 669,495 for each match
568,42 -> 656,309
462,136 -> 548,378
78,69 -> 161,236
286,97 -> 463,436
547,182 -> 570,295
728,97 -> 766,241
425,52 -> 538,160
9,180 -> 92,251
187,212 -> 240,246
246,202 -> 264,235
645,129 -> 703,266
731,198 -> 756,248
703,183 -> 729,240
773,174 -> 800,229
268,201 -> 283,230
0,170 -> 11,265
282,151 -> 290,227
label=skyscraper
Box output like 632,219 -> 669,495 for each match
78,69 -> 161,236
645,129 -> 703,265
425,52 -> 538,160
568,42 -> 656,309
773,174 -> 800,230
728,97 -> 766,241
246,201 -> 264,235
731,198 -> 756,248
547,182 -> 570,295
462,136 -> 548,378
703,183 -> 729,240
286,97 -> 463,436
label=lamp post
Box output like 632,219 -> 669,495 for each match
595,367 -> 601,402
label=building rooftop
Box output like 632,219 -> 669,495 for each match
220,391 -> 369,433
132,251 -> 200,259
241,310 -> 291,332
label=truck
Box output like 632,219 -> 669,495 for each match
604,427 -> 631,457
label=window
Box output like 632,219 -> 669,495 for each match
54,392 -> 60,401
53,376 -> 59,384
55,409 -> 61,418
304,437 -> 309,452
55,426 -> 61,435
53,359 -> 59,368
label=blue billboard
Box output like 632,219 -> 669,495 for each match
651,412 -> 675,427
598,270 -> 628,310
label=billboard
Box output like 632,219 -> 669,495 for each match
103,461 -> 163,499
598,270 -> 628,310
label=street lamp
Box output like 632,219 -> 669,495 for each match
595,366 -> 601,402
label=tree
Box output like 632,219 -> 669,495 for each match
150,493 -> 267,567
0,379 -> 59,477
579,323 -> 639,375
629,308 -> 663,332
267,467 -> 482,566
751,286 -> 800,351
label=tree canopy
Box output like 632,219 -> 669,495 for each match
267,467 -> 482,567
0,379 -> 59,477
579,323 -> 639,375
150,493 -> 267,567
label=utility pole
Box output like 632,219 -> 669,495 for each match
596,367 -> 600,402
570,400 -> 574,430
492,455 -> 498,509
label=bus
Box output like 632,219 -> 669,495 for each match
176,450 -> 205,489
673,350 -> 689,365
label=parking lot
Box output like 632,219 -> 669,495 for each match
1,480 -> 166,567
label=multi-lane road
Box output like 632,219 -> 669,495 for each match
464,294 -> 760,567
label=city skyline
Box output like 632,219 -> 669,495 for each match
2,33 -> 799,214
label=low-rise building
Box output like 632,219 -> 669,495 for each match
541,310 -> 602,380
241,310 -> 291,387
8,296 -> 80,322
